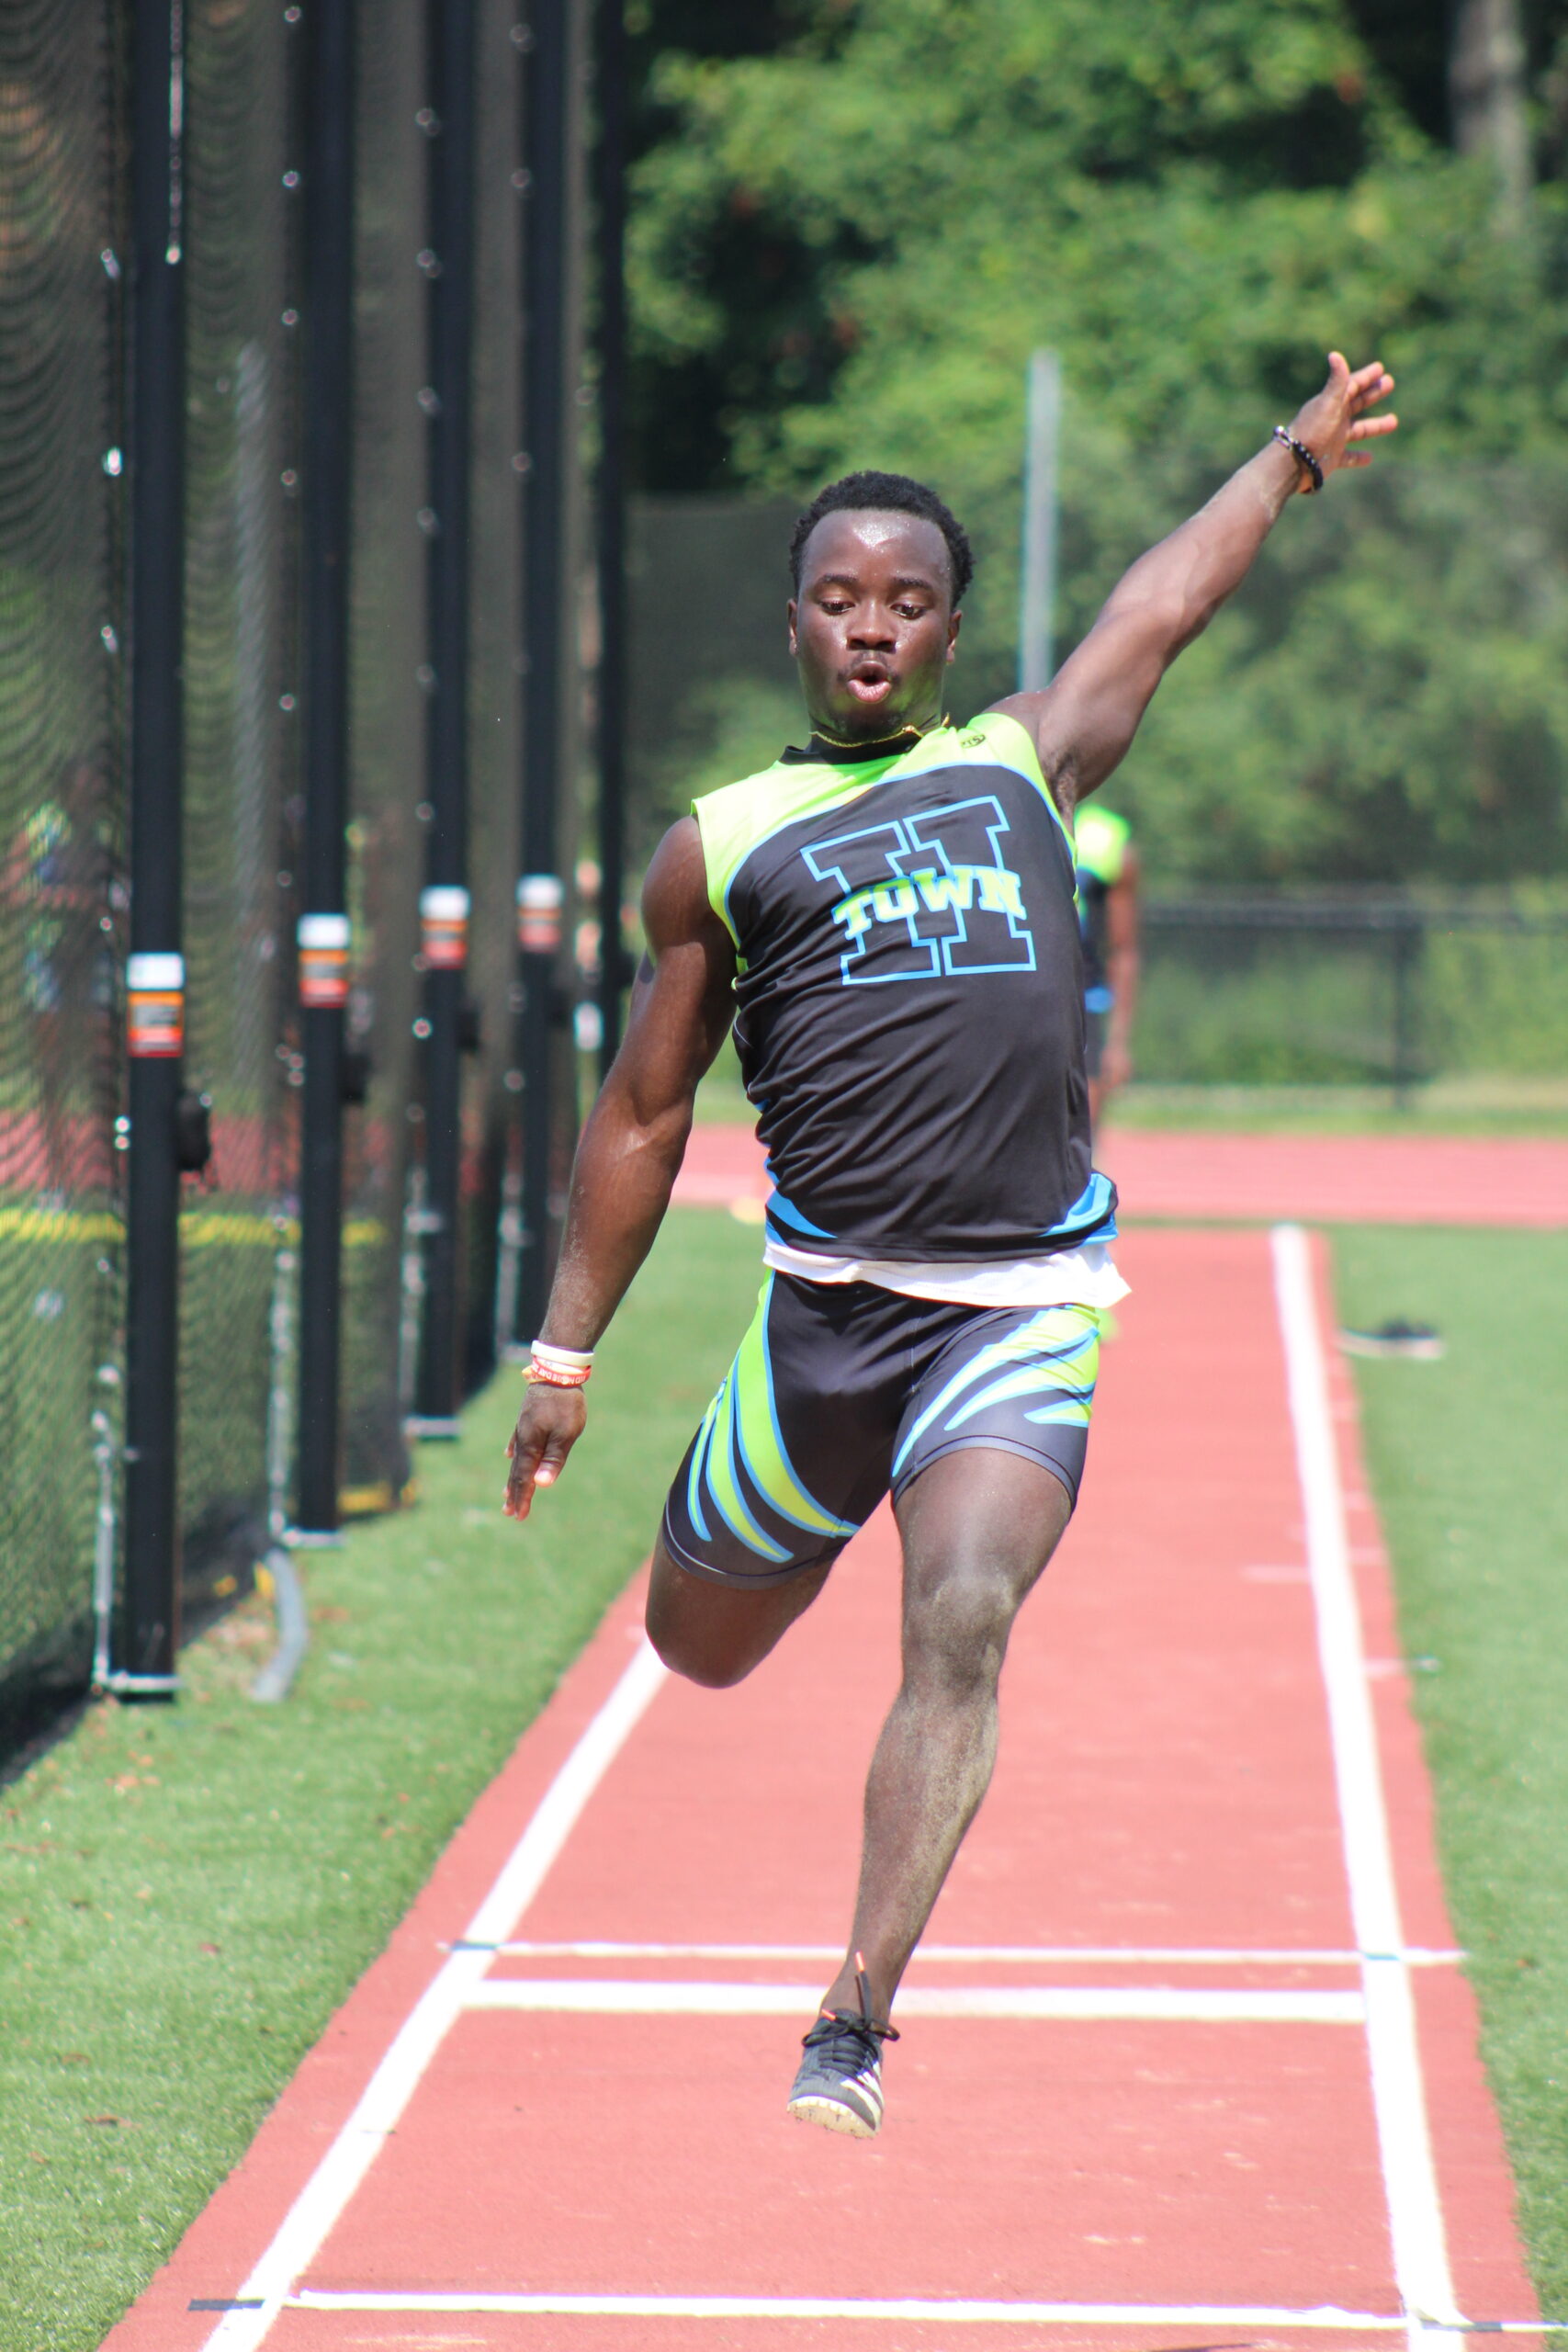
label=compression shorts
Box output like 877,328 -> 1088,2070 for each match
660,1272 -> 1100,1589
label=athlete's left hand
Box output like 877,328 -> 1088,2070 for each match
1285,352 -> 1398,489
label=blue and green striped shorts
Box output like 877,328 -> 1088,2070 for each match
660,1272 -> 1100,1589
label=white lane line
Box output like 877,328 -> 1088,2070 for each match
199,1639 -> 668,2352
466,1978 -> 1364,2024
487,1939 -> 1463,1966
291,2290 -> 1410,2328
1272,1226 -> 1464,2352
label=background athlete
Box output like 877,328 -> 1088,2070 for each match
504,351 -> 1397,2136
1075,799 -> 1139,1133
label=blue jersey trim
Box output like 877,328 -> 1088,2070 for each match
1040,1170 -> 1118,1244
763,1187 -> 835,1242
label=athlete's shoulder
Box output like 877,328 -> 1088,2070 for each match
953,708 -> 1043,775
953,708 -> 1072,842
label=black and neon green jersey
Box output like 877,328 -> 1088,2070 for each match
693,709 -> 1114,1264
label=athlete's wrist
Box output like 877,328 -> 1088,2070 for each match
527,1340 -> 594,1390
1272,422 -> 1323,495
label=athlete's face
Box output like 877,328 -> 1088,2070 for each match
788,511 -> 960,741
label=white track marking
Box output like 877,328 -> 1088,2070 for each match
289,2290 -> 1409,2328
199,1640 -> 668,2352
1272,1226 -> 1465,2352
488,1938 -> 1463,1966
466,1978 -> 1364,2023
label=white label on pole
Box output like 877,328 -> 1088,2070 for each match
297,912 -> 351,950
420,887 -> 471,921
127,952 -> 185,991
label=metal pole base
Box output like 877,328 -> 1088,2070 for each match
95,1672 -> 181,1701
251,1545 -> 310,1703
285,1525 -> 345,1551
404,1414 -> 462,1441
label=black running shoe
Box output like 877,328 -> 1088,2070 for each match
786,1960 -> 898,2138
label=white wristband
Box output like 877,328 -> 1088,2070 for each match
531,1340 -> 594,1373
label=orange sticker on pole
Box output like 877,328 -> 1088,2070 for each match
126,953 -> 185,1057
298,912 -> 351,1008
421,885 -> 469,970
516,873 -> 564,954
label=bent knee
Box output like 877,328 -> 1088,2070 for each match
644,1577 -> 761,1690
646,1616 -> 753,1690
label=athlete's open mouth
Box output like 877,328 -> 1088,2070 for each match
845,664 -> 894,706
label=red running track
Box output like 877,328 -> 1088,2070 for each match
671,1123 -> 1568,1227
105,1227 -> 1540,2352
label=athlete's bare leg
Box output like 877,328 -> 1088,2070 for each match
819,1446 -> 1073,2020
646,1537 -> 832,1689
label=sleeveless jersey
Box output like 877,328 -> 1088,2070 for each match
694,711 -> 1115,1264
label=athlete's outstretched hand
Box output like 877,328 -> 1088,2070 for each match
1285,352 -> 1397,488
503,1383 -> 587,1521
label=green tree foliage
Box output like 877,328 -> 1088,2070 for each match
627,0 -> 1568,883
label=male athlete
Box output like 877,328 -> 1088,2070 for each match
1075,799 -> 1138,1132
504,353 -> 1397,2136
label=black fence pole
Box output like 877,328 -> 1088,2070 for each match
293,0 -> 357,1537
593,0 -> 627,1081
412,0 -> 479,1437
514,0 -> 575,1347
119,0 -> 188,1697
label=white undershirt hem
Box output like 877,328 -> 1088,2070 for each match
761,1237 -> 1130,1311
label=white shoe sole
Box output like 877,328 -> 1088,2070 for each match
786,2092 -> 880,2139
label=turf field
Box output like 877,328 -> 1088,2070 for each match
1334,1225 -> 1568,2315
1,1210 -> 1564,2346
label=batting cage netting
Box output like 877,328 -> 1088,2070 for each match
0,0 -> 586,1734
176,0 -> 295,1611
0,0 -> 125,1708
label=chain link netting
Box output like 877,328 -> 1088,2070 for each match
0,0 -> 123,1700
462,2 -> 524,1392
177,0 -> 296,1609
0,0 -> 548,1721
340,2 -> 424,1510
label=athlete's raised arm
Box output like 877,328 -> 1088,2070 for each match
991,352 -> 1397,814
503,817 -> 738,1520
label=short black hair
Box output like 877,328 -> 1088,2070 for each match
789,469 -> 974,605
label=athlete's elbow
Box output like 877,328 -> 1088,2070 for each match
615,1098 -> 694,1185
1098,586 -> 1195,674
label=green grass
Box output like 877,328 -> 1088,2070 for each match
0,1207 -> 763,2352
1334,1227 -> 1568,2319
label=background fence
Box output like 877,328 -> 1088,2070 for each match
1135,897 -> 1568,1092
0,0 -> 590,1741
0,0 -> 125,1723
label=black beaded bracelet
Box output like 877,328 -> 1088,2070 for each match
1272,424 -> 1324,492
